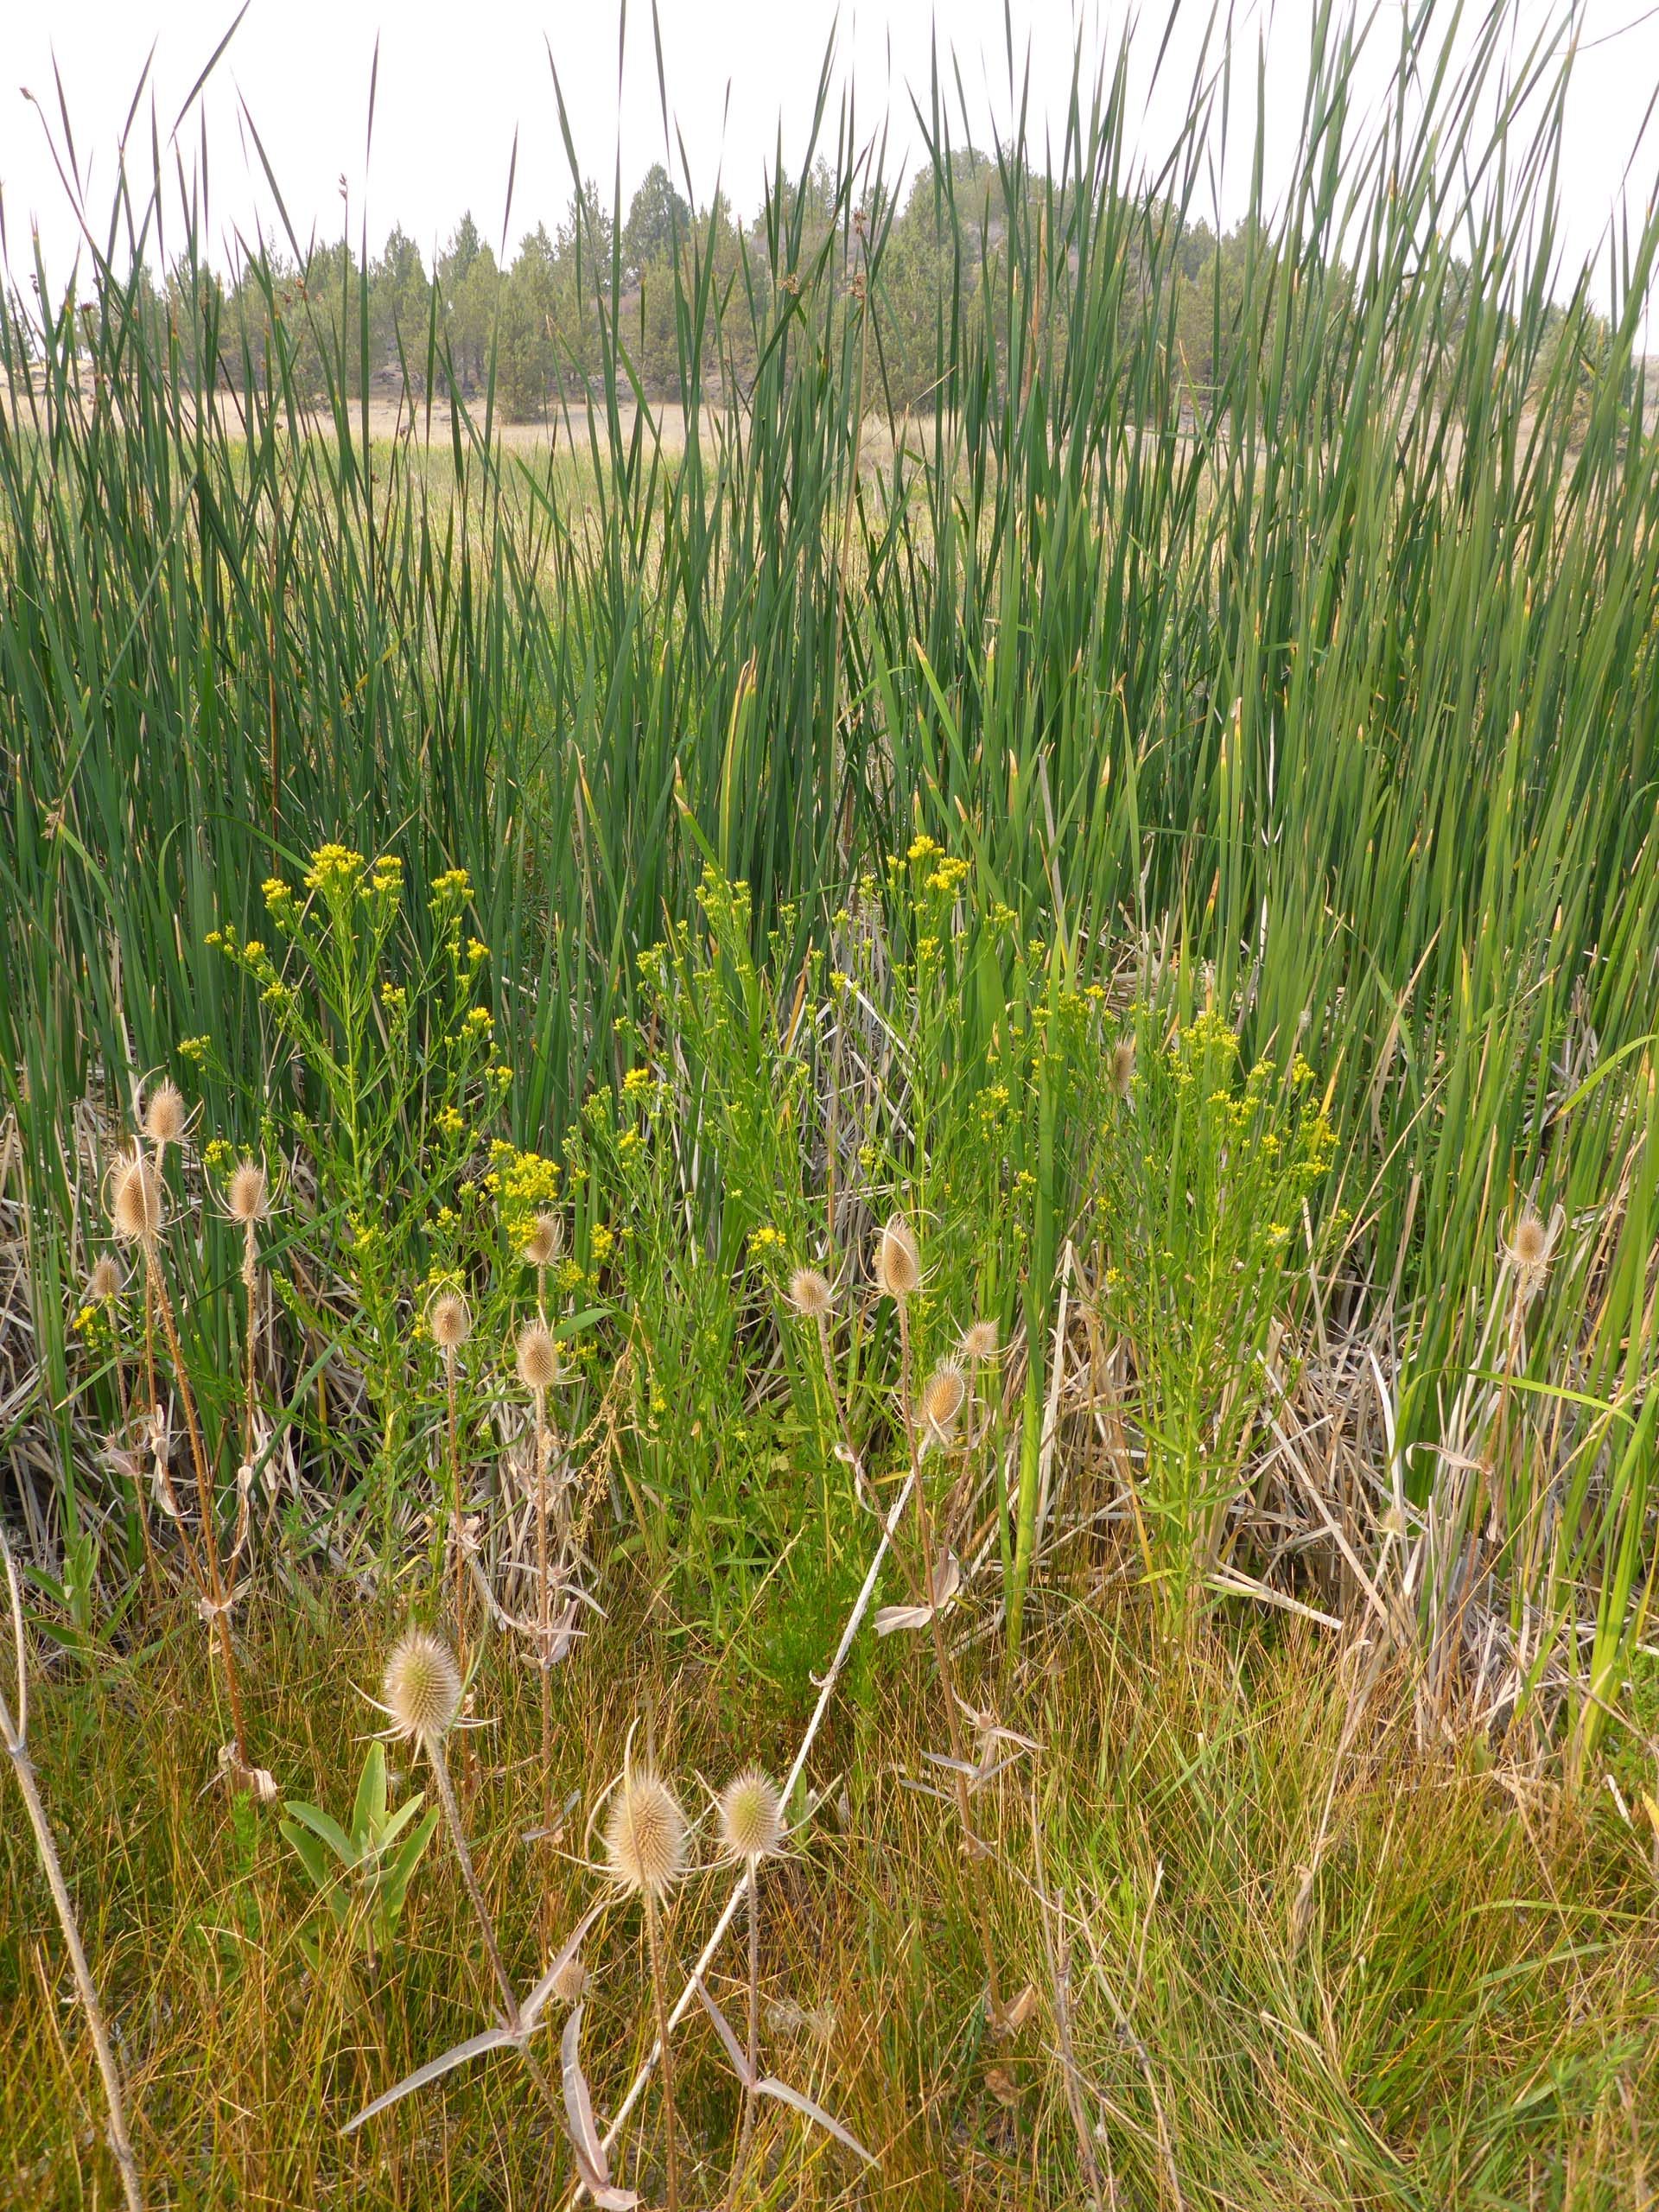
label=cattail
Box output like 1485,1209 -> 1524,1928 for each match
516,1318 -> 560,1392
873,1214 -> 921,1301
430,1290 -> 471,1351
524,1211 -> 562,1269
380,1629 -> 462,1751
110,1150 -> 162,1246
961,1318 -> 999,1363
787,1267 -> 833,1319
604,1770 -> 690,1899
718,1769 -> 785,1866
919,1361 -> 967,1446
88,1255 -> 122,1303
1109,1035 -> 1136,1099
226,1160 -> 270,1225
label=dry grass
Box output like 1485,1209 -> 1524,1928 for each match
3,1556 -> 1655,2209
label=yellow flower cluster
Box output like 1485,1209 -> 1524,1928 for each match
304,843 -> 366,895
485,1142 -> 561,1238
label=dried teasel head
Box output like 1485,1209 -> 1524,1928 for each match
604,1769 -> 690,1900
226,1160 -> 270,1226
1503,1202 -> 1560,1298
111,1148 -> 163,1246
787,1267 -> 833,1319
961,1318 -> 999,1363
88,1255 -> 123,1303
144,1079 -> 188,1151
516,1318 -> 560,1393
717,1768 -> 785,1866
524,1211 -> 562,1269
379,1628 -> 462,1751
873,1214 -> 921,1301
1109,1035 -> 1136,1100
919,1361 -> 967,1445
429,1289 -> 471,1352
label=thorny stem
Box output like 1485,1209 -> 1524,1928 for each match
1,1543 -> 143,2212
427,1742 -> 518,2024
426,1743 -> 564,2124
240,1224 -> 259,1471
142,1238 -> 250,1770
643,1889 -> 681,2212
897,1299 -> 1002,2022
727,1861 -> 761,2207
444,1350 -> 468,1680
532,1386 -> 555,1853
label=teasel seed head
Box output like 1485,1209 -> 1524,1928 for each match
111,1148 -> 163,1246
961,1318 -> 999,1363
550,1954 -> 588,2003
226,1160 -> 270,1226
919,1360 -> 967,1444
380,1628 -> 462,1751
873,1214 -> 921,1301
1504,1202 -> 1559,1299
524,1211 -> 562,1269
787,1267 -> 833,1319
604,1769 -> 690,1899
144,1079 -> 188,1151
516,1318 -> 560,1393
429,1290 -> 471,1352
88,1255 -> 123,1303
717,1768 -> 785,1866
1109,1035 -> 1136,1099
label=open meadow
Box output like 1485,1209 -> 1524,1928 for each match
3,4 -> 1659,2206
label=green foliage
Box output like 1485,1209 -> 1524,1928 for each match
278,1739 -> 439,1968
1090,1008 -> 1338,1606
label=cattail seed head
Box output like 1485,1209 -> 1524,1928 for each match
717,1768 -> 785,1866
1109,1036 -> 1136,1099
961,1318 -> 999,1363
111,1149 -> 162,1245
604,1770 -> 689,1899
380,1628 -> 462,1751
524,1211 -> 562,1269
873,1214 -> 921,1301
919,1361 -> 967,1443
516,1318 -> 560,1393
144,1080 -> 188,1149
227,1160 -> 270,1225
787,1267 -> 833,1319
429,1290 -> 471,1351
88,1255 -> 123,1303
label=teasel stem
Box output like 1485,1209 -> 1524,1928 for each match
726,1860 -> 761,2207
442,1345 -> 468,1677
239,1220 -> 260,1471
896,1299 -> 1002,2022
531,1383 -> 554,1836
643,1886 -> 681,2212
141,1240 -> 249,1770
426,1737 -> 518,2023
1,1540 -> 143,2212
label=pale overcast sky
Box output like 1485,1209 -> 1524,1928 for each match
3,1 -> 1656,325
